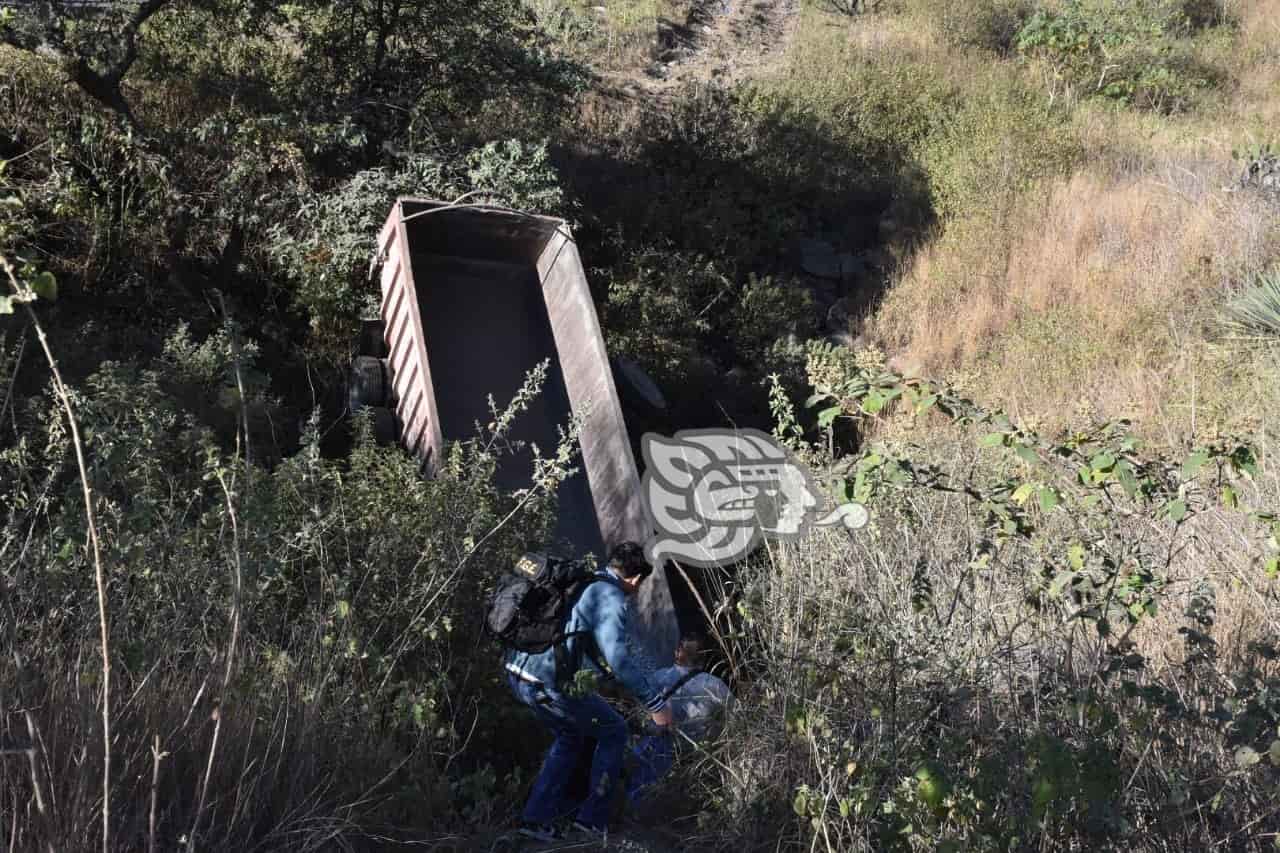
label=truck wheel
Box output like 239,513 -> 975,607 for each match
357,319 -> 387,358
612,356 -> 667,413
369,406 -> 397,446
349,356 -> 387,411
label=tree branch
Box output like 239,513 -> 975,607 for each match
1,0 -> 172,131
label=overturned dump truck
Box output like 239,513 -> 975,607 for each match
350,198 -> 678,668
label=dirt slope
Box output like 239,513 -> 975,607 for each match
609,0 -> 798,98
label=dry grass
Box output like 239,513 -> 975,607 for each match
841,0 -> 1280,443
1231,0 -> 1280,128
873,162 -> 1280,441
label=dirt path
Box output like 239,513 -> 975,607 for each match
606,0 -> 799,98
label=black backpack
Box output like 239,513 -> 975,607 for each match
485,553 -> 604,660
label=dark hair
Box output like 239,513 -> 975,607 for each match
677,632 -> 707,658
608,541 -> 651,579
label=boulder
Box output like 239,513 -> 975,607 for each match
827,331 -> 856,349
798,237 -> 841,280
839,253 -> 867,287
826,297 -> 853,335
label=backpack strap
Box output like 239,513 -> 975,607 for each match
550,572 -> 612,688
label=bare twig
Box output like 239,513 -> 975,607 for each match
188,304 -> 249,851
1,253 -> 111,853
148,735 -> 164,853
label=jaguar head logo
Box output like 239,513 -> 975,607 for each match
640,428 -> 837,568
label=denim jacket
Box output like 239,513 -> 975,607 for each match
504,569 -> 666,713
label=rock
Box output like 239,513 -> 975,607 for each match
861,247 -> 893,273
1240,155 -> 1280,192
838,253 -> 866,286
802,278 -> 838,311
827,332 -> 856,349
826,297 -> 852,335
798,238 -> 841,280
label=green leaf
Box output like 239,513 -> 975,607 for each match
30,271 -> 56,302
1038,487 -> 1060,513
1012,483 -> 1036,504
1221,485 -> 1239,510
1232,446 -> 1260,479
980,432 -> 1006,448
0,295 -> 11,315
804,392 -> 828,408
1115,461 -> 1139,499
861,392 -> 885,414
816,406 -> 841,428
1265,556 -> 1279,579
1235,746 -> 1261,769
916,394 -> 938,414
1049,571 -> 1075,597
1014,444 -> 1039,465
1166,500 -> 1188,523
1181,450 -> 1210,481
1068,544 -> 1086,571
1090,452 -> 1116,472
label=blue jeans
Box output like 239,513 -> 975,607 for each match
508,674 -> 629,829
626,733 -> 674,803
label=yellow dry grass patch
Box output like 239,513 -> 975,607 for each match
874,165 -> 1280,440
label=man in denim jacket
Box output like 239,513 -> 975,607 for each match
505,542 -> 672,842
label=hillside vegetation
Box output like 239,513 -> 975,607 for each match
2,0 -> 1279,850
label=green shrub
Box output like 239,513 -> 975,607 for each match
604,250 -> 815,381
0,323 -> 571,847
932,0 -> 1037,55
916,75 -> 1079,220
1014,0 -> 1222,113
269,143 -> 564,361
686,359 -> 1280,852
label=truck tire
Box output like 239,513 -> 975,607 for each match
349,356 -> 387,412
357,319 -> 387,358
369,406 -> 397,446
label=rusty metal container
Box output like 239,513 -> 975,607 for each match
372,198 -> 677,665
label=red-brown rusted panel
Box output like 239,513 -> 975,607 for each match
369,198 -> 675,667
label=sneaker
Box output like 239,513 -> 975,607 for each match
517,822 -> 564,843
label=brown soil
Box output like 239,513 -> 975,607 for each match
603,0 -> 798,99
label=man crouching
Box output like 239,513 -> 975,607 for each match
504,542 -> 672,842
